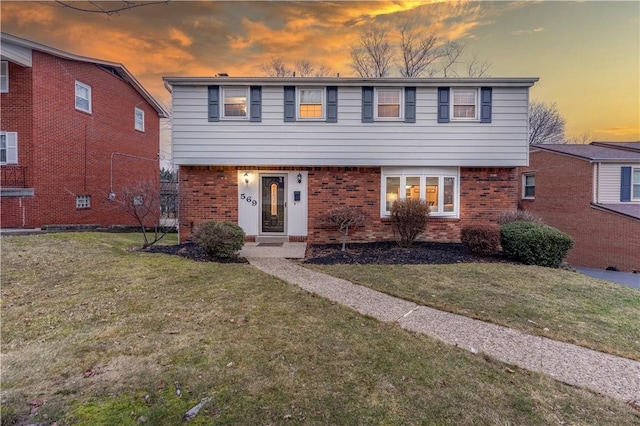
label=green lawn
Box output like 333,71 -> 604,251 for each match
1,233 -> 638,425
307,263 -> 640,361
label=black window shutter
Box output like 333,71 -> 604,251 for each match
249,86 -> 262,122
326,86 -> 338,123
621,166 -> 632,202
362,86 -> 374,123
480,87 -> 492,123
437,87 -> 449,123
404,87 -> 416,123
208,85 -> 220,122
284,86 -> 296,122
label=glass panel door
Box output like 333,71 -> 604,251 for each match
261,175 -> 286,233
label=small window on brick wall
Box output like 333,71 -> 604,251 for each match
76,195 -> 91,209
522,173 -> 535,199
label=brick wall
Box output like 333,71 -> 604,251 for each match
1,51 -> 160,228
178,165 -> 517,244
519,150 -> 640,271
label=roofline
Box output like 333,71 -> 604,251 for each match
530,145 -> 640,163
1,32 -> 167,118
590,203 -> 640,221
163,76 -> 540,89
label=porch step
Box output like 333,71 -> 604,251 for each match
255,236 -> 289,244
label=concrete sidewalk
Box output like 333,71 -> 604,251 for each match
248,257 -> 640,403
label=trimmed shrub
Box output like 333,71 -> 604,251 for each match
500,221 -> 573,267
497,209 -> 543,225
192,221 -> 245,258
391,199 -> 430,248
460,225 -> 501,256
322,206 -> 366,251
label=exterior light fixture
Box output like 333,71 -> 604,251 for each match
244,172 -> 249,184
297,173 -> 302,184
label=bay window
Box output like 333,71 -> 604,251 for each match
382,167 -> 459,217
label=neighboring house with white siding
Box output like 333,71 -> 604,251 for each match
519,142 -> 640,271
163,76 -> 538,245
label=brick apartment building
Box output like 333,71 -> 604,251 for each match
163,75 -> 538,244
1,33 -> 167,229
519,142 -> 640,272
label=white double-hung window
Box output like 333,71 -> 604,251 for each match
0,131 -> 18,164
134,107 -> 145,131
633,168 -> 640,200
375,88 -> 402,120
75,81 -> 92,113
1,61 -> 8,93
382,167 -> 459,217
298,88 -> 324,119
222,87 -> 249,119
451,89 -> 478,120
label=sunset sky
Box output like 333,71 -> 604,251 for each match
2,0 -> 639,144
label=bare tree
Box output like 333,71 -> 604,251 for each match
314,63 -> 334,77
350,25 -> 394,77
439,41 -> 466,77
465,53 -> 491,77
54,1 -> 168,16
397,24 -> 442,77
322,206 -> 366,251
113,180 -> 171,248
294,59 -> 315,77
260,56 -> 291,77
567,131 -> 596,145
529,101 -> 567,145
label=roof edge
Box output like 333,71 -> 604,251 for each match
1,32 -> 167,118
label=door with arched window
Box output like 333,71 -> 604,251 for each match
260,175 -> 286,234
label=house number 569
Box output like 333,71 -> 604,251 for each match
240,193 -> 257,206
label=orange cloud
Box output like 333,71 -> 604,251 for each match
169,27 -> 193,47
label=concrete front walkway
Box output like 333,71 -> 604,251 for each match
248,257 -> 640,403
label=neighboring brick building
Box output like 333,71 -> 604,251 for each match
164,75 -> 538,244
1,33 -> 167,229
519,142 -> 640,272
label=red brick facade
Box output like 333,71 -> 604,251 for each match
178,165 -> 517,244
519,150 -> 640,272
1,51 -> 160,228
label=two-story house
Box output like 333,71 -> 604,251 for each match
519,142 -> 640,272
0,33 -> 167,229
163,76 -> 538,245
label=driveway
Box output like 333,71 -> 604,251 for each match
575,267 -> 640,289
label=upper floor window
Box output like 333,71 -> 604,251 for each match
75,81 -> 91,113
0,61 -> 8,93
522,173 -> 535,199
382,167 -> 459,217
134,107 -> 145,131
633,168 -> 640,200
222,87 -> 249,119
452,89 -> 477,120
375,88 -> 402,120
298,88 -> 324,119
0,131 -> 18,165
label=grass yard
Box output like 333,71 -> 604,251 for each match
1,233 -> 638,425
307,263 -> 640,361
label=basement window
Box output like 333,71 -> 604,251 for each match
76,195 -> 91,209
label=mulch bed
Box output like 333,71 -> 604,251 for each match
146,241 -> 511,265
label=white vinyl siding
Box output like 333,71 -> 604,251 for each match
171,85 -> 530,167
75,81 -> 91,113
0,131 -> 18,164
135,107 -> 145,131
0,61 -> 8,93
595,163 -> 640,203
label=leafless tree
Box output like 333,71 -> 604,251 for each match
439,41 -> 466,77
567,131 -> 596,145
529,101 -> 567,145
260,56 -> 291,77
113,180 -> 171,248
465,53 -> 491,77
294,59 -> 315,77
397,24 -> 442,77
314,63 -> 334,77
350,25 -> 394,77
54,1 -> 168,16
322,206 -> 366,251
